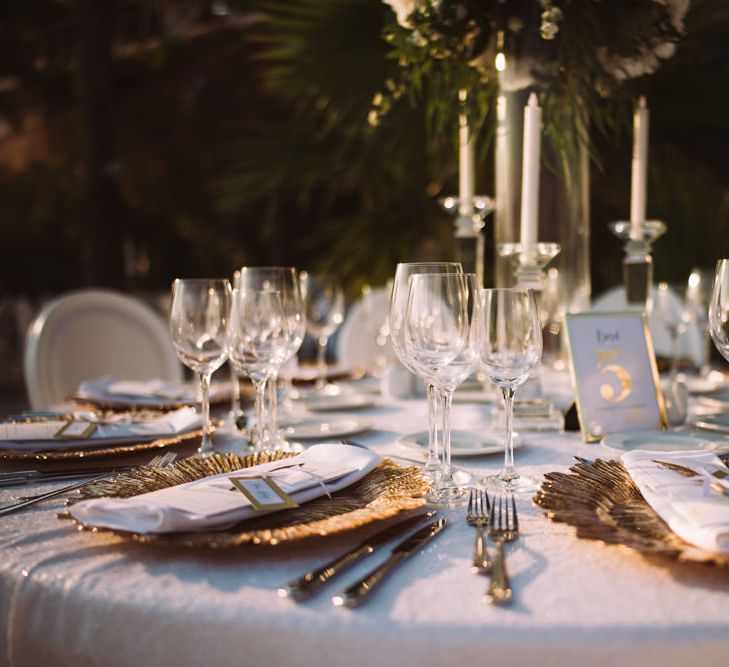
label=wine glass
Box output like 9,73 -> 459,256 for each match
237,267 -> 306,448
709,259 -> 729,363
301,273 -> 344,392
389,262 -> 462,485
169,279 -> 232,457
480,288 -> 543,492
653,282 -> 696,380
227,288 -> 291,450
404,273 -> 481,504
687,267 -> 715,376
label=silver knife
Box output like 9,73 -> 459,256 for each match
0,472 -> 110,517
278,510 -> 437,601
332,517 -> 447,608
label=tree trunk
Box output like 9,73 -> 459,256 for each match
76,0 -> 125,287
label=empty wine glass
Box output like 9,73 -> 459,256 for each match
302,273 -> 344,392
227,288 -> 291,449
709,259 -> 729,363
654,282 -> 695,380
480,288 -> 543,492
237,267 -> 306,448
404,273 -> 481,504
169,278 -> 232,457
389,262 -> 462,485
687,267 -> 715,376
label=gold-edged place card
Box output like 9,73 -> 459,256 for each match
565,311 -> 667,442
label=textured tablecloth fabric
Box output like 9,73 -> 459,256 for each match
2,377 -> 729,666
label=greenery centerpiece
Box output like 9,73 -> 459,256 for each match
374,0 -> 689,307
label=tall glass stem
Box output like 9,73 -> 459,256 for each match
253,378 -> 268,450
701,332 -> 712,376
198,371 -> 213,457
440,388 -> 454,486
267,372 -> 280,448
424,383 -> 440,481
229,363 -> 241,426
316,335 -> 328,390
501,386 -> 516,481
669,333 -> 679,380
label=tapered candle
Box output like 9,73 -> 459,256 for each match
630,96 -> 649,239
520,92 -> 541,246
458,89 -> 475,216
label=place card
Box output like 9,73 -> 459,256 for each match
565,311 -> 667,442
230,477 -> 298,511
55,421 -> 97,439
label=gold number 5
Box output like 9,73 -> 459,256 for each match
599,364 -> 633,402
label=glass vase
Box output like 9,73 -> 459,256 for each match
494,87 -> 591,318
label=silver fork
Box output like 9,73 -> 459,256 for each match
7,451 -> 177,507
485,494 -> 519,605
466,488 -> 491,572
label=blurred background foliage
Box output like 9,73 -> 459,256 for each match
0,0 -> 727,301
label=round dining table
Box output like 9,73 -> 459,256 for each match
1,379 -> 729,667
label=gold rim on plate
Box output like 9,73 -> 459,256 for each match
0,428 -> 205,462
533,458 -> 729,568
60,451 -> 429,547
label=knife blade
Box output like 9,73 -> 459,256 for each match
278,510 -> 437,601
332,517 -> 447,608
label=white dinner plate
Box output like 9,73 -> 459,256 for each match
396,430 -> 522,458
691,412 -> 729,435
697,387 -> 729,410
602,429 -> 729,453
282,418 -> 373,440
301,394 -> 376,412
682,372 -> 727,395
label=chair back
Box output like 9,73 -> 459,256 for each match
24,288 -> 182,409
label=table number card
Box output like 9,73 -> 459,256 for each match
565,312 -> 667,442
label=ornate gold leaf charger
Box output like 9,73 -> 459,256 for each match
0,428 -> 204,463
533,458 -> 729,568
59,451 -> 429,547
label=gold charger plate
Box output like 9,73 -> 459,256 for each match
0,428 -> 204,462
533,458 -> 729,568
60,451 -> 429,547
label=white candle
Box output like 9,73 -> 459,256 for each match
630,96 -> 649,239
520,92 -> 541,247
458,89 -> 475,216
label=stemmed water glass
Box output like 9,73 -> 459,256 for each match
237,267 -> 306,448
169,278 -> 232,457
687,268 -> 716,376
404,273 -> 481,504
302,273 -> 344,392
227,288 -> 291,449
389,262 -> 462,486
709,259 -> 729,363
480,288 -> 543,492
653,282 -> 696,380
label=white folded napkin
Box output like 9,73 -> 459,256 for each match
622,449 -> 729,553
107,380 -> 190,400
68,444 -> 381,534
76,378 -> 229,406
0,407 -> 201,452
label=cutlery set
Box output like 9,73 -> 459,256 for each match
280,510 -> 445,607
280,489 -> 521,607
0,452 -> 177,517
467,489 -> 519,605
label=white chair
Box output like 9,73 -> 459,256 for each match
337,286 -> 392,371
591,285 -> 704,367
24,289 -> 183,409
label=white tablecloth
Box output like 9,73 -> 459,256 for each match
2,387 -> 729,666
